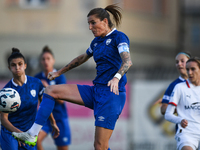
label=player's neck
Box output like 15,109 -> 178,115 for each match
181,74 -> 188,80
13,74 -> 26,86
44,69 -> 53,77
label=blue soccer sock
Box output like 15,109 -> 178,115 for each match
35,93 -> 55,125
28,93 -> 55,136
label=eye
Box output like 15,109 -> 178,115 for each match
91,21 -> 96,25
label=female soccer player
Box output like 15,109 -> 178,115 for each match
12,4 -> 132,150
0,48 -> 59,150
160,52 -> 191,115
165,57 -> 200,150
35,46 -> 70,150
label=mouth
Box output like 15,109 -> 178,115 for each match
189,77 -> 193,80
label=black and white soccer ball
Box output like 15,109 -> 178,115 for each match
0,88 -> 21,113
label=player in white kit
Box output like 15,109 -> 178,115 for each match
165,57 -> 200,150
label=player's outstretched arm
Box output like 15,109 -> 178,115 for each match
48,53 -> 91,80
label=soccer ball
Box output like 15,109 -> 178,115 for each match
0,88 -> 21,113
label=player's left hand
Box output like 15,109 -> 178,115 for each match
18,139 -> 26,147
181,119 -> 188,128
107,77 -> 119,95
51,122 -> 60,138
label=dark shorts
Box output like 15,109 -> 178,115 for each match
41,118 -> 71,146
77,84 -> 126,130
0,127 -> 37,150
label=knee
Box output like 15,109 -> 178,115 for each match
44,85 -> 55,96
94,140 -> 109,150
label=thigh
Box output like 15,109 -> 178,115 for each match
45,84 -> 84,105
175,132 -> 198,150
41,120 -> 51,134
37,129 -> 48,143
94,91 -> 126,130
181,146 -> 195,150
1,129 -> 18,150
1,128 -> 37,150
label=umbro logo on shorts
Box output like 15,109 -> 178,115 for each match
98,116 -> 105,121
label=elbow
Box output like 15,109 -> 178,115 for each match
129,61 -> 133,68
160,107 -> 166,115
161,110 -> 165,116
160,104 -> 168,115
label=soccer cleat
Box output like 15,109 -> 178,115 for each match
12,132 -> 38,147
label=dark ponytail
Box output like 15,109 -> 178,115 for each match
7,48 -> 26,65
87,4 -> 122,28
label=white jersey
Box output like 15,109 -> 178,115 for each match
169,80 -> 200,135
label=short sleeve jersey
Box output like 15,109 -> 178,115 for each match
162,76 -> 185,104
1,75 -> 44,132
34,71 -> 68,120
86,28 -> 130,92
169,80 -> 200,134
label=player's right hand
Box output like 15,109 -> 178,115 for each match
47,72 -> 60,81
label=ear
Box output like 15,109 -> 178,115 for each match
24,63 -> 27,70
8,65 -> 10,70
103,18 -> 108,25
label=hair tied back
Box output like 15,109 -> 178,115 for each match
12,48 -> 20,54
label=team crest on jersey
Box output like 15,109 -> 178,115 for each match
94,43 -> 97,47
30,90 -> 36,97
50,80 -> 56,85
106,39 -> 112,45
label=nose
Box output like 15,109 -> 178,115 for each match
178,61 -> 182,66
15,65 -> 19,70
188,69 -> 192,75
89,23 -> 92,30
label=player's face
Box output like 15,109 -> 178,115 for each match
8,58 -> 26,77
41,52 -> 55,72
186,61 -> 200,85
175,54 -> 188,76
88,15 -> 109,37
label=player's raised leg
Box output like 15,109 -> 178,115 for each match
12,84 -> 84,146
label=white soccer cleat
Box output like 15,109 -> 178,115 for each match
12,132 -> 38,147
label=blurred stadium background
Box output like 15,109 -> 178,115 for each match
0,0 -> 200,150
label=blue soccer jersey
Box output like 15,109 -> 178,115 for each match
162,76 -> 185,104
34,70 -> 68,120
1,75 -> 44,132
86,28 -> 130,92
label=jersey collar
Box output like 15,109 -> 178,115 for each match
12,75 -> 27,87
106,28 -> 116,36
178,76 -> 186,81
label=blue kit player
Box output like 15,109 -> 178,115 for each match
0,48 -> 59,150
35,46 -> 71,150
12,4 -> 132,150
